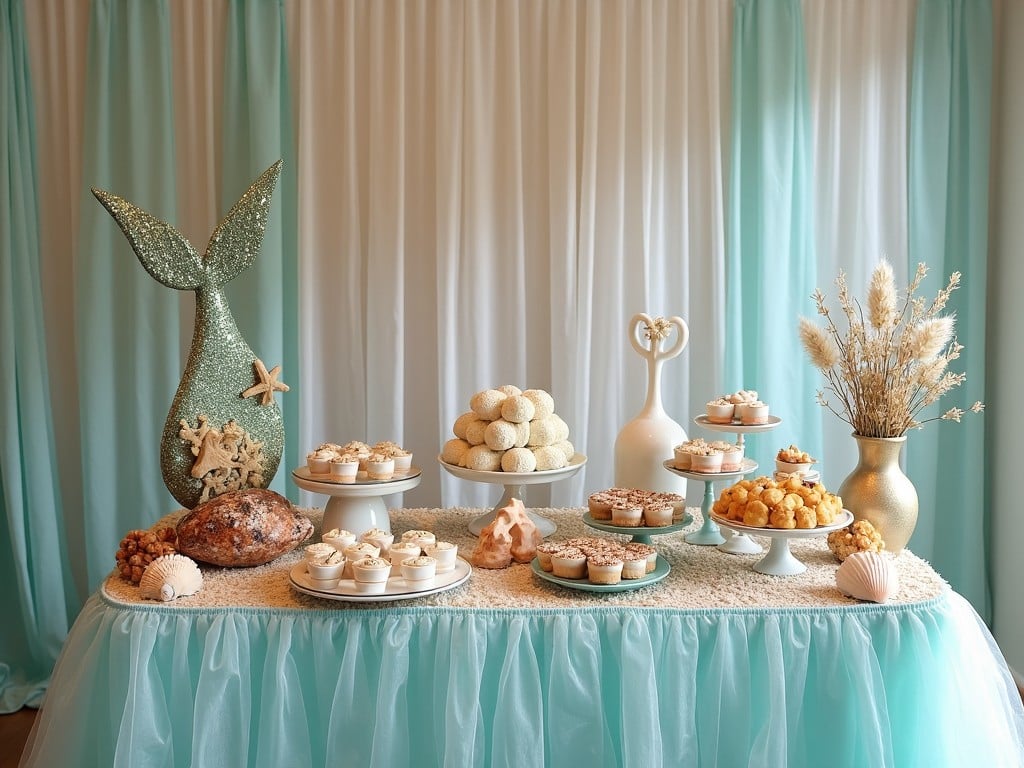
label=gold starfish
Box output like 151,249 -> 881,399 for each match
242,358 -> 289,406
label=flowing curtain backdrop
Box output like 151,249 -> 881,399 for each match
1,0 -> 1002,710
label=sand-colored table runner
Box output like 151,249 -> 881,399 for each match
103,506 -> 948,611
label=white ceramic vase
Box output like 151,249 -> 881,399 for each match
613,314 -> 689,496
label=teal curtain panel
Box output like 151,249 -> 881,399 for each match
907,0 -> 992,619
0,0 -> 76,711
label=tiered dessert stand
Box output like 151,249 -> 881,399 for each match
663,459 -> 759,547
690,414 -> 783,554
438,453 -> 587,536
581,509 -> 693,546
291,466 -> 422,535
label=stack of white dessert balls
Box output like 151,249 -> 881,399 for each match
442,385 -> 575,472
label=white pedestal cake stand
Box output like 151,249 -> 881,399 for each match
692,415 -> 783,555
291,466 -> 422,536
662,459 -> 758,546
710,509 -> 854,576
438,453 -> 587,536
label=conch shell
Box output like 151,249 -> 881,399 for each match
139,554 -> 204,601
835,551 -> 899,603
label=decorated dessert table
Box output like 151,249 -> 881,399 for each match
20,506 -> 1024,768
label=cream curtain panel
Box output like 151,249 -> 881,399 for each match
7,0 -> 996,711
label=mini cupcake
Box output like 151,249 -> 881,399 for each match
621,550 -> 648,580
365,452 -> 396,481
425,541 -> 459,572
305,542 -> 336,562
307,549 -> 345,583
400,555 -> 437,584
535,541 -> 564,572
322,528 -> 356,551
388,540 -> 422,567
610,502 -> 644,528
329,454 -> 360,483
402,530 -> 436,549
360,528 -> 394,555
657,492 -> 687,522
586,553 -> 624,585
705,398 -> 735,424
352,556 -> 392,593
720,444 -> 745,472
307,448 -> 334,474
392,449 -> 413,474
689,447 -> 724,473
550,547 -> 587,579
588,492 -> 614,521
626,542 -> 658,573
343,542 -> 381,578
643,501 -> 674,527
741,400 -> 770,425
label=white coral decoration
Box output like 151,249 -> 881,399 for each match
139,554 -> 204,601
643,316 -> 673,342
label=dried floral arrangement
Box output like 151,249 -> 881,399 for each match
798,259 -> 983,438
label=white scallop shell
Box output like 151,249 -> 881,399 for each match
836,551 -> 899,603
139,554 -> 203,601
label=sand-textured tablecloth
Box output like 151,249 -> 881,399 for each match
102,505 -> 947,611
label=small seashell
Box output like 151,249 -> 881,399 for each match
139,554 -> 203,601
836,551 -> 899,603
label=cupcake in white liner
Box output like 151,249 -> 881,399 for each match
534,541 -> 564,572
322,528 -> 356,551
621,550 -> 648,580
642,501 -> 674,527
392,449 -> 413,474
705,398 -> 735,424
720,444 -> 745,472
360,528 -> 394,555
610,502 -> 644,528
329,455 -> 359,483
343,542 -> 380,578
626,542 -> 658,573
741,400 -> 770,425
388,541 -> 422,567
586,553 -> 624,585
352,556 -> 392,593
551,547 -> 587,579
689,447 -> 724,473
365,453 -> 395,481
425,541 -> 458,572
305,542 -> 336,563
400,555 -> 438,584
401,530 -> 436,550
307,448 -> 334,474
307,550 -> 346,583
587,492 -> 614,521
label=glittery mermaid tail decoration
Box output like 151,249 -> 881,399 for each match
92,161 -> 288,509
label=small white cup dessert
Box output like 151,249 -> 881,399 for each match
689,450 -> 724,473
388,541 -> 422,567
360,528 -> 394,555
352,556 -> 392,592
401,555 -> 438,585
621,551 -> 648,580
305,542 -> 336,562
534,541 -> 563,572
720,444 -> 745,472
642,502 -> 674,527
307,450 -> 333,474
307,551 -> 346,584
322,528 -> 356,551
425,541 -> 458,572
586,553 -> 624,585
329,456 -> 359,483
343,542 -> 381,578
551,547 -> 587,579
610,502 -> 644,528
401,530 -> 436,550
741,401 -> 770,425
705,399 -> 735,424
392,450 -> 413,474
587,492 -> 614,521
673,445 -> 693,470
627,542 -> 658,573
366,455 -> 396,481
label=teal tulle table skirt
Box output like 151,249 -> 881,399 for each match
20,592 -> 1024,767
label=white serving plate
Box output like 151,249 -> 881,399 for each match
693,414 -> 782,433
289,556 -> 471,602
437,452 -> 587,484
293,465 -> 422,488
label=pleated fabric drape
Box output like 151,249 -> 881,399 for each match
0,0 -> 74,711
2,0 -> 999,711
907,0 -> 992,616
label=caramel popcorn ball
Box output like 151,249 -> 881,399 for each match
827,519 -> 885,561
115,526 -> 178,583
711,475 -> 842,530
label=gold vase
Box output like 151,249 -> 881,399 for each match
838,433 -> 919,554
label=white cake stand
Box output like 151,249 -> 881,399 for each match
662,459 -> 758,546
692,414 -> 783,554
438,453 -> 587,536
291,466 -> 422,536
710,509 -> 854,576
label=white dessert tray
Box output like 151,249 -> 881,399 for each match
710,509 -> 854,577
289,556 -> 471,602
530,557 -> 670,593
693,414 -> 782,433
438,453 -> 587,536
293,465 -> 422,487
